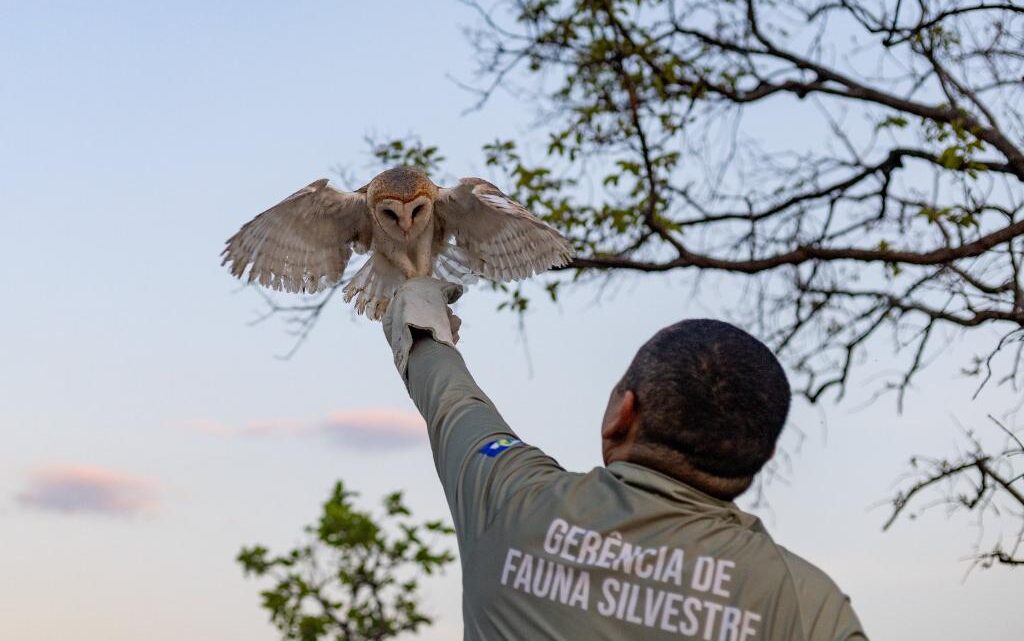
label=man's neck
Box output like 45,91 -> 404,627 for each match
621,443 -> 754,501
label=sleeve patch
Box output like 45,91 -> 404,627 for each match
478,437 -> 523,458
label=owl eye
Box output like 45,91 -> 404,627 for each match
382,208 -> 398,221
412,204 -> 425,218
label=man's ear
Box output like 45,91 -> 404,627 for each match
601,389 -> 637,442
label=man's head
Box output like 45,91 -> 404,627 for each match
601,319 -> 790,500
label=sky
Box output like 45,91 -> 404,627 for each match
0,2 -> 1021,640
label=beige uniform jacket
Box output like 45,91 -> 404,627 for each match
406,338 -> 867,641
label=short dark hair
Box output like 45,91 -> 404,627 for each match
619,319 -> 790,478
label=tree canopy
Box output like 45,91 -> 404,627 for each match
455,0 -> 1024,406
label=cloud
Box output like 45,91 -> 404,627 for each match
16,465 -> 159,517
320,409 -> 426,449
186,407 -> 426,450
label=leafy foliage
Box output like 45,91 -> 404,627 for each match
452,0 -> 1024,406
237,481 -> 454,641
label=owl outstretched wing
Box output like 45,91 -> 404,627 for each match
222,179 -> 372,293
435,178 -> 574,282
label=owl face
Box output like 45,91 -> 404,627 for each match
372,195 -> 433,241
366,166 -> 438,241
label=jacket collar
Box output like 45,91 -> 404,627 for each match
606,461 -> 766,532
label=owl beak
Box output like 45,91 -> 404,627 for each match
398,203 -> 415,233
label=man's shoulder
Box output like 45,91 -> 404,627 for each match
772,542 -> 864,640
774,544 -> 847,596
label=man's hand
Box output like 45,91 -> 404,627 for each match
382,277 -> 464,379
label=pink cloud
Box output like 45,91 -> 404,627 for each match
16,465 -> 159,517
320,409 -> 426,449
186,407 -> 426,450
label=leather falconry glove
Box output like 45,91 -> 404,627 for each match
382,277 -> 464,380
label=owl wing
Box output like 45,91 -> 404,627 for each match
435,178 -> 574,282
221,179 -> 372,293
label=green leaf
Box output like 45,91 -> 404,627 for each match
875,115 -> 908,131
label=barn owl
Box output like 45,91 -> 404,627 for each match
222,166 -> 574,319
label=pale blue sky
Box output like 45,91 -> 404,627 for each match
1,2 -> 1021,640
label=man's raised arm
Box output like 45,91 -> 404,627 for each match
383,278 -> 563,541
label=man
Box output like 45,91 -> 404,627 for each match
383,278 -> 867,641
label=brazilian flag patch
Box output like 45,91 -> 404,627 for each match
478,437 -> 523,458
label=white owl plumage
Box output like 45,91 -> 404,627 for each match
222,166 -> 574,319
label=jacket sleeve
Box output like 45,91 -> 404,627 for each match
795,569 -> 869,641
825,597 -> 868,641
405,337 -> 564,543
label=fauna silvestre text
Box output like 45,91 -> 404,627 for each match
499,518 -> 762,640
